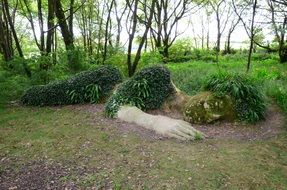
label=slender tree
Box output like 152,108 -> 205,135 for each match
126,0 -> 156,76
150,0 -> 192,62
232,0 -> 258,72
209,0 -> 231,62
2,0 -> 31,77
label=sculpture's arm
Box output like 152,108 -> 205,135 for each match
117,106 -> 204,141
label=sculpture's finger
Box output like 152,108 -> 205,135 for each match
178,122 -> 201,137
176,123 -> 195,134
179,121 -> 198,131
176,123 -> 205,140
172,128 -> 195,140
167,132 -> 187,141
179,121 -> 204,136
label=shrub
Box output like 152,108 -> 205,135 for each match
203,72 -> 266,123
0,70 -> 30,106
57,47 -> 89,72
252,52 -> 275,61
254,67 -> 281,80
140,51 -> 163,67
169,38 -> 193,62
265,81 -> 287,113
105,66 -> 175,117
1,57 -> 29,76
169,49 -> 217,63
21,65 -> 122,106
104,52 -> 128,77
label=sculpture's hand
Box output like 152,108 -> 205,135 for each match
117,106 -> 204,141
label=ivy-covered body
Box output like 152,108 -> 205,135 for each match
21,65 -> 122,106
105,66 -> 175,117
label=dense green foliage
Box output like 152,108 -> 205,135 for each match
105,66 -> 175,117
0,70 -> 30,108
169,41 -> 217,63
168,54 -> 287,117
203,73 -> 266,122
1,51 -> 287,121
21,65 -> 122,106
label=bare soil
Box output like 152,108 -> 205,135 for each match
76,103 -> 286,141
72,104 -> 167,141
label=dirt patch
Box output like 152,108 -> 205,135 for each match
0,160 -> 73,190
0,160 -> 116,190
74,103 -> 285,141
71,104 -> 167,141
150,104 -> 286,141
194,106 -> 286,141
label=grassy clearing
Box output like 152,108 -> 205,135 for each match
0,105 -> 287,189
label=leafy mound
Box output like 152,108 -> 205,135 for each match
105,66 -> 175,117
203,73 -> 266,123
21,65 -> 122,106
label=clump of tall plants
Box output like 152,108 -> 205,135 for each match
203,72 -> 266,123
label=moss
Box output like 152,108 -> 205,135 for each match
183,91 -> 236,124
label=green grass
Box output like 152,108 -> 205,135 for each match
0,54 -> 287,189
167,57 -> 287,113
0,105 -> 286,189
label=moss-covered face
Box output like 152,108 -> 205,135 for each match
183,91 -> 236,124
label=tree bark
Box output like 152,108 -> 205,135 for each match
46,0 -> 55,54
54,0 -> 76,70
103,0 -> 115,62
130,0 -> 156,76
247,0 -> 257,72
0,5 -> 12,61
69,0 -> 74,38
54,0 -> 74,50
3,0 -> 31,77
37,0 -> 45,53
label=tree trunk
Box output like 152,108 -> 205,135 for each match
162,46 -> 169,63
129,0 -> 156,76
103,0 -> 114,62
226,32 -> 231,54
54,0 -> 74,50
3,0 -> 31,77
54,0 -> 76,70
247,0 -> 257,72
216,10 -> 221,63
279,48 -> 287,63
69,0 -> 74,38
46,0 -> 55,54
0,8 -> 12,61
37,0 -> 45,53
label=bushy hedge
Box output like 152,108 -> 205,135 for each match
105,66 -> 175,117
169,47 -> 217,63
21,65 -> 122,106
203,72 -> 266,123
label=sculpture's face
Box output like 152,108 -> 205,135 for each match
184,91 -> 236,124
